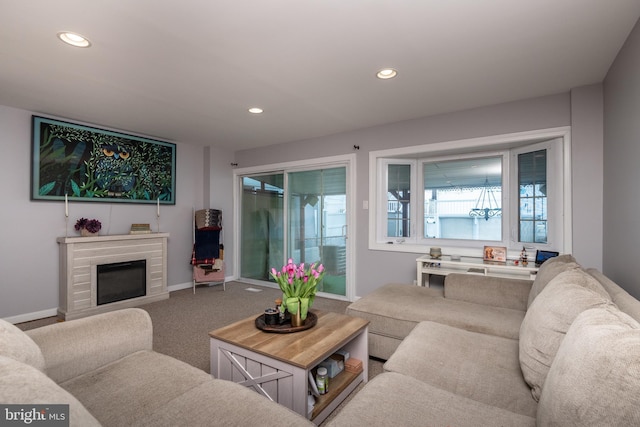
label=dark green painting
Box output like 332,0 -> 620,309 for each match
31,116 -> 176,204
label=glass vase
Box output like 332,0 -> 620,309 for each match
290,301 -> 303,327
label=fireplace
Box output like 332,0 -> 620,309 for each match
97,260 -> 146,305
57,233 -> 169,320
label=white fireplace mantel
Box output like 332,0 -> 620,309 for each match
57,233 -> 170,320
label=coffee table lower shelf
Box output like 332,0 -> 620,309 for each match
312,369 -> 361,420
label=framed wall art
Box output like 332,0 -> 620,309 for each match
31,116 -> 176,204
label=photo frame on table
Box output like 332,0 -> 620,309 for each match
31,116 -> 176,204
483,245 -> 507,263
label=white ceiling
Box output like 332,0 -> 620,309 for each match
1,1 -> 639,151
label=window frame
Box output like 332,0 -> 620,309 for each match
233,153 -> 358,301
510,138 -> 563,249
368,127 -> 572,258
377,158 -> 418,243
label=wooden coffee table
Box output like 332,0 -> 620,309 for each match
209,309 -> 369,424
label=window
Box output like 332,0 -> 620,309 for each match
518,150 -> 547,243
369,128 -> 571,257
423,155 -> 503,241
386,163 -> 411,238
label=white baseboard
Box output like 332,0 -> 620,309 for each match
168,276 -> 233,292
168,282 -> 193,292
3,308 -> 58,324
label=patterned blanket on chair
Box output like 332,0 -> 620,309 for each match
191,228 -> 220,264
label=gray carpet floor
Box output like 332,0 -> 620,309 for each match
18,281 -> 384,424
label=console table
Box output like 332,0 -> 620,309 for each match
416,254 -> 538,287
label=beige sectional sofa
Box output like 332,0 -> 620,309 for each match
329,255 -> 640,426
0,308 -> 312,426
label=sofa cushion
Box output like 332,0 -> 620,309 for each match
61,350 -> 212,426
537,306 -> 640,426
62,348 -> 312,426
26,307 -> 153,383
586,268 -> 640,323
527,254 -> 579,308
444,274 -> 532,311
0,356 -> 100,427
346,283 -> 525,342
384,321 -> 537,417
0,318 -> 45,372
139,377 -> 312,426
519,269 -> 611,401
325,372 -> 536,427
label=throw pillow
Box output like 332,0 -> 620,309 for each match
0,318 -> 45,372
537,306 -> 640,426
527,254 -> 579,308
519,269 -> 611,401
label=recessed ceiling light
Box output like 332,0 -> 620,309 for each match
248,107 -> 263,114
376,68 -> 398,79
57,31 -> 91,48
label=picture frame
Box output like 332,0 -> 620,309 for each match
31,116 -> 176,204
483,245 -> 507,263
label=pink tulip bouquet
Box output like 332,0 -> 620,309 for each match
270,259 -> 325,321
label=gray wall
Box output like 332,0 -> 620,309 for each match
0,105 -> 233,321
604,18 -> 640,299
235,91 -> 605,298
570,84 -> 604,270
205,146 -> 235,275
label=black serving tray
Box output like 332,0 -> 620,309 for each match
255,311 -> 318,333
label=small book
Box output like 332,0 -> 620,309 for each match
344,358 -> 363,374
130,223 -> 151,234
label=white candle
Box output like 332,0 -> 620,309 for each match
157,198 -> 160,218
65,194 -> 69,217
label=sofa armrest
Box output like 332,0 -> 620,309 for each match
26,308 -> 153,384
443,274 -> 532,311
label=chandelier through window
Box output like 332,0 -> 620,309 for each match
469,178 -> 501,221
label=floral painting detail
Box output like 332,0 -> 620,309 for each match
270,259 -> 325,321
75,218 -> 102,234
31,116 -> 176,204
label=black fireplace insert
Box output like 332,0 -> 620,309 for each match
97,260 -> 146,305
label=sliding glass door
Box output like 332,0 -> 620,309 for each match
240,173 -> 284,281
288,167 -> 347,297
239,165 -> 349,298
